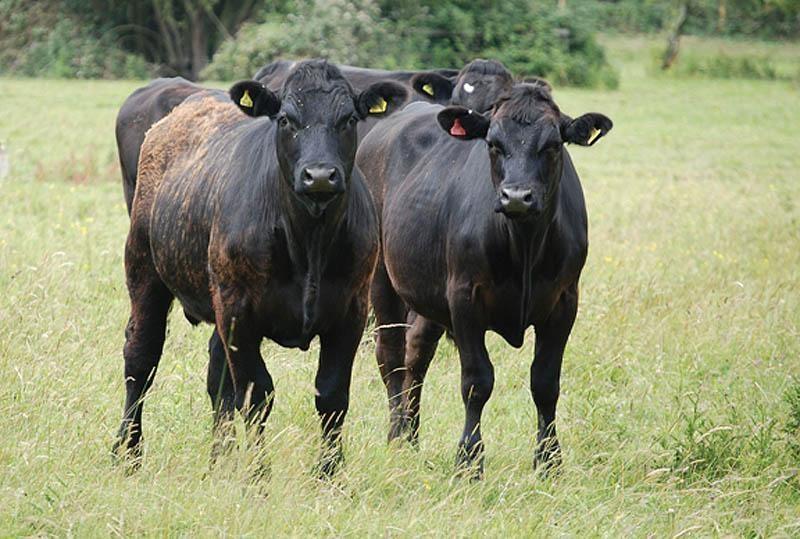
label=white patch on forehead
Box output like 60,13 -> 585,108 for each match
463,82 -> 475,94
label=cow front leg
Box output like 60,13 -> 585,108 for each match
450,288 -> 494,479
531,284 -> 578,472
315,301 -> 367,477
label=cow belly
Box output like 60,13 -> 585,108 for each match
149,191 -> 216,322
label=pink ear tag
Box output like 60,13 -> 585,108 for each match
450,118 -> 467,137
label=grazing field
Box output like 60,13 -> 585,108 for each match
1,36 -> 799,536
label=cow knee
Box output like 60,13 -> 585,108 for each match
315,391 -> 349,417
461,367 -> 494,408
531,377 -> 559,409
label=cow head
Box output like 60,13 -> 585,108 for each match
230,60 -> 407,217
412,59 -> 513,113
437,82 -> 612,219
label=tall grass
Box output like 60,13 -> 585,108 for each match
1,37 -> 799,535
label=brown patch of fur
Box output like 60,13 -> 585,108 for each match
131,93 -> 242,226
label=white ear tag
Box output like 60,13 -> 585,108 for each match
463,82 -> 475,94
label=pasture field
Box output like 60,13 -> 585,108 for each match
1,36 -> 799,536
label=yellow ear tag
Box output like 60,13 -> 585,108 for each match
422,83 -> 434,96
369,97 -> 388,114
239,90 -> 253,108
587,127 -> 601,145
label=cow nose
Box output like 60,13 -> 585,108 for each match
302,167 -> 338,193
499,187 -> 535,216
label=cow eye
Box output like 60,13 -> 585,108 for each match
340,115 -> 358,130
488,140 -> 505,156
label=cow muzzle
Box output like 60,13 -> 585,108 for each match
294,165 -> 345,217
496,186 -> 539,218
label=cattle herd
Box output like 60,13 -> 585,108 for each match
112,57 -> 612,479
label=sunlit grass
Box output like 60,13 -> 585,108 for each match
1,36 -> 799,535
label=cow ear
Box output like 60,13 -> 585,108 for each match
560,113 -> 613,146
357,81 -> 408,119
437,106 -> 490,140
410,72 -> 454,103
229,80 -> 281,118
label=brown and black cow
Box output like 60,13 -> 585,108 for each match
113,60 -> 407,475
356,82 -> 612,477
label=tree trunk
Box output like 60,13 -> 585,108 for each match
662,2 -> 689,70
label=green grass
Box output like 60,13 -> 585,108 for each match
1,36 -> 800,536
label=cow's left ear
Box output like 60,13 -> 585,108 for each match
410,72 -> 455,103
560,113 -> 613,146
437,106 -> 490,140
357,81 -> 408,119
229,80 -> 281,118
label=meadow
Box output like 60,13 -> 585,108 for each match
1,36 -> 799,536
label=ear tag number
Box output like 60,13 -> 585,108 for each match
422,83 -> 434,96
369,97 -> 388,114
587,127 -> 601,145
450,118 -> 467,137
239,90 -> 253,108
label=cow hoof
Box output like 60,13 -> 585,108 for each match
111,439 -> 143,473
455,446 -> 484,481
316,445 -> 344,479
534,438 -> 562,476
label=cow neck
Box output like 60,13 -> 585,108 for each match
278,176 -> 348,337
500,183 -> 559,327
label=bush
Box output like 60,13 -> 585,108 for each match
0,0 -> 151,79
663,49 -> 791,81
205,0 -> 618,88
203,0 -> 403,81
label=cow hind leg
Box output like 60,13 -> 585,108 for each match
531,284 -> 578,472
113,254 -> 173,467
402,315 -> 444,446
206,328 -> 235,431
370,259 -> 408,441
219,318 -> 273,431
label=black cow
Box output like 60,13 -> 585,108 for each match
115,77 -> 205,214
356,83 -> 612,476
254,59 -> 459,102
257,58 -> 513,115
113,60 -> 407,475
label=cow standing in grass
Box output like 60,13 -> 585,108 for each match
356,82 -> 612,476
114,60 -> 406,474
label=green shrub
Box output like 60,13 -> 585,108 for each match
0,0 -> 151,79
669,51 -> 785,80
204,0 -> 618,88
203,0 -> 404,81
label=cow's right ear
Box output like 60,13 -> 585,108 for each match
437,107 -> 490,140
229,80 -> 281,118
411,72 -> 454,103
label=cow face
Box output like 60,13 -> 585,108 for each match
437,83 -> 612,219
412,59 -> 513,113
230,60 -> 406,217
